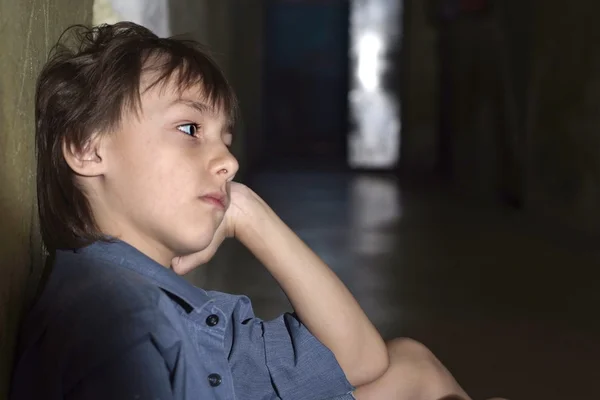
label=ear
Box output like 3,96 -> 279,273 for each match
62,134 -> 107,177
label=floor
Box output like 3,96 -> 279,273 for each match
187,168 -> 600,400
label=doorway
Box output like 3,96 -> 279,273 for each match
263,0 -> 350,168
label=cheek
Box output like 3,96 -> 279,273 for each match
108,132 -> 204,210
143,156 -> 204,210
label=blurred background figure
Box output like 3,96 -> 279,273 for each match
2,0 -> 600,399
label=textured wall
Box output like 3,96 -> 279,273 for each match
0,0 -> 93,396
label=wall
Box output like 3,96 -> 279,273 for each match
404,0 -> 600,232
400,0 -> 439,173
526,0 -> 600,232
447,10 -> 514,200
403,1 -> 527,202
0,0 -> 94,396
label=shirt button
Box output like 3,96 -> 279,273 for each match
208,373 -> 222,387
206,314 -> 220,327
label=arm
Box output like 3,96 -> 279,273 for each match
234,187 -> 389,387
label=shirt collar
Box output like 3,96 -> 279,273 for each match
73,239 -> 213,312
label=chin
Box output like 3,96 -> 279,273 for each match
168,223 -> 217,256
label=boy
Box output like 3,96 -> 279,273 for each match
11,22 -> 472,399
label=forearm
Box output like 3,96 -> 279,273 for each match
236,196 -> 389,386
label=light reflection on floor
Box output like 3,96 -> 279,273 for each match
350,174 -> 401,255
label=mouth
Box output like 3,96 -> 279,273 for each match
200,193 -> 227,210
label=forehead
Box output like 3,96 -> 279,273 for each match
140,72 -> 206,106
138,74 -> 230,124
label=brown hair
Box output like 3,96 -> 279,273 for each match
36,21 -> 237,253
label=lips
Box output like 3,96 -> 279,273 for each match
200,193 -> 227,210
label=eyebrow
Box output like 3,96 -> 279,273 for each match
171,98 -> 215,115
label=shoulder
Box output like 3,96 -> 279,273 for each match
47,251 -> 168,322
19,251 -> 186,389
14,251 -> 189,395
22,251 -> 181,365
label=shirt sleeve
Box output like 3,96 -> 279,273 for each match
65,337 -> 174,400
214,292 -> 355,400
262,313 -> 356,400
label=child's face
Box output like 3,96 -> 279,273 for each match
92,77 -> 238,266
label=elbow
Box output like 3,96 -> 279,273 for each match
345,336 -> 390,387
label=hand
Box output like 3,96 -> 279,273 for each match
171,182 -> 266,275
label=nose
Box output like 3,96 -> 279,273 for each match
211,150 -> 239,182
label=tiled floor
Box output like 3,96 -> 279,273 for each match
187,169 -> 600,400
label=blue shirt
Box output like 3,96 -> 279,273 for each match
11,240 -> 355,399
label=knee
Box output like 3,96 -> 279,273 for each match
386,337 -> 437,365
385,338 -> 451,386
354,339 -> 468,399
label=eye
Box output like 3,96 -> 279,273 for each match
177,123 -> 199,137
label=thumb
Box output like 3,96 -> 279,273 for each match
171,250 -> 215,275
